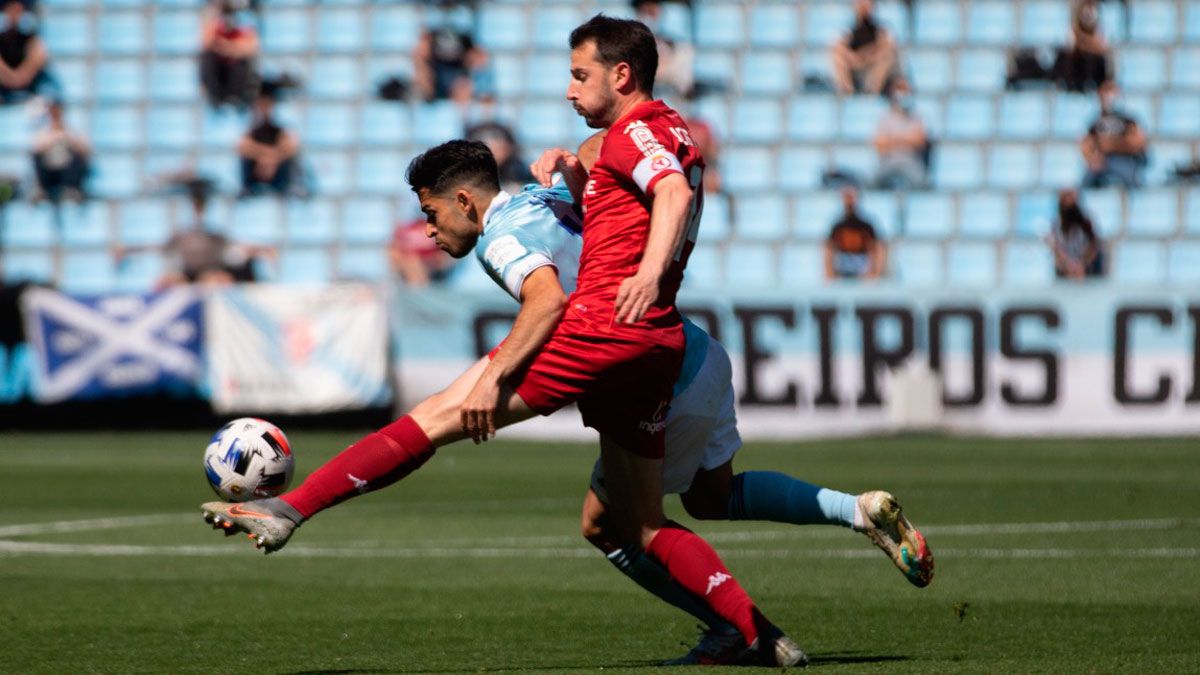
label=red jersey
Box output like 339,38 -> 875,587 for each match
574,100 -> 705,340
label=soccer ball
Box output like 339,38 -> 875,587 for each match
203,418 -> 295,502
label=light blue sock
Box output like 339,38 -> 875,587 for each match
728,471 -> 857,528
606,548 -> 731,630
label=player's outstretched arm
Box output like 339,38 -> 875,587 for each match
614,172 -> 693,324
459,266 -> 567,443
530,148 -> 589,204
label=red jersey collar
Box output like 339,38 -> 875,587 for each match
610,99 -> 666,132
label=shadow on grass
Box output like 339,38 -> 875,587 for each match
807,652 -> 910,666
284,654 -> 907,673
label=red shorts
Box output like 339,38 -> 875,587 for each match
490,310 -> 684,459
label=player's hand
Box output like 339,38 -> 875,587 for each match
614,270 -> 660,324
530,148 -> 583,188
460,375 -> 502,444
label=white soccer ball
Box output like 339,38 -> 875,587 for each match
203,418 -> 295,502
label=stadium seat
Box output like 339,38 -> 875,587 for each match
286,199 -> 337,245
875,1 -> 910,44
231,198 -> 284,245
263,10 -> 310,54
859,190 -> 899,240
1113,240 -> 1165,285
1014,191 -> 1056,238
532,6 -> 581,50
337,247 -> 389,282
914,1 -> 962,45
693,96 -> 729,140
1127,190 -> 1179,237
787,96 -> 837,142
315,9 -> 363,53
912,95 -> 944,137
1170,49 -> 1200,90
740,51 -> 792,96
779,243 -> 824,288
3,250 -> 55,284
966,1 -> 1015,45
1020,1 -> 1070,46
1167,242 -> 1200,285
807,3 -> 855,46
309,58 -> 363,100
308,151 -> 352,196
60,202 -> 111,248
279,248 -> 332,284
2,202 -> 56,247
1081,189 -> 1124,238
118,199 -> 171,247
731,99 -> 783,144
1051,93 -> 1095,140
149,59 -> 201,103
61,251 -> 116,293
695,51 -> 735,87
944,95 -> 995,140
1187,2 -> 1200,43
491,53 -> 524,99
933,144 -> 983,190
54,59 -> 91,105
681,243 -> 722,290
792,190 -> 842,240
342,197 -> 393,245
201,108 -> 248,149
94,60 -> 146,103
1002,241 -> 1055,287
903,192 -> 954,239
733,194 -> 789,242
97,13 -> 146,55
698,192 -> 731,243
516,100 -> 571,148
153,11 -> 198,55
1040,142 -> 1085,187
1130,1 -> 1177,44
831,145 -> 876,181
1123,94 -> 1158,134
908,50 -> 952,93
0,106 -> 26,152
725,243 -> 776,287
304,104 -> 355,147
356,151 -> 408,196
115,252 -> 164,293
43,13 -> 93,57
476,6 -> 528,50
947,242 -> 998,287
1159,94 -> 1200,137
1186,188 -> 1200,235
778,146 -> 827,192
198,153 -> 241,194
658,1 -> 693,43
998,93 -> 1050,139
524,53 -> 571,97
989,144 -> 1039,190
1119,49 -> 1166,92
1146,142 -> 1193,185
893,241 -> 943,287
958,192 -> 1010,240
695,3 -> 743,48
839,96 -> 886,142
90,106 -> 142,150
722,147 -> 775,194
146,107 -> 198,149
749,3 -> 799,48
90,154 -> 144,199
956,49 -> 1006,92
359,103 -> 411,146
370,6 -> 420,53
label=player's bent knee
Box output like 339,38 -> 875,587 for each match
681,492 -> 729,521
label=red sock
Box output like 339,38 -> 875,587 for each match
280,415 -> 436,519
645,525 -> 761,647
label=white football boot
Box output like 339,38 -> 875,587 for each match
201,499 -> 299,554
856,490 -> 934,587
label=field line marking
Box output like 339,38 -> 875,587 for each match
0,513 -> 195,537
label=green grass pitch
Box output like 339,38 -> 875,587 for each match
1,432 -> 1198,674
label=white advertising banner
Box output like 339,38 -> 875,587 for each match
208,283 -> 391,414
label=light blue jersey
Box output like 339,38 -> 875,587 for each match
475,182 -> 706,397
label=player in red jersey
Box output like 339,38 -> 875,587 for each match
201,15 -> 804,667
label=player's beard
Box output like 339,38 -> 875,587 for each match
576,86 -> 618,129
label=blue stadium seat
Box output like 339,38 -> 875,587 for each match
279,248 -> 332,284
989,144 -> 1039,190
1081,189 -> 1124,238
1002,241 -> 1055,287
2,202 -> 56,247
1187,2 -> 1200,43
966,1 -> 1015,45
694,96 -> 729,140
1147,142 -> 1193,185
787,96 -> 837,142
532,6 -> 580,50
310,58 -> 363,100
118,199 -> 170,246
61,251 -> 117,293
356,151 -> 408,196
308,151 -> 352,196
860,190 -> 898,239
681,243 -> 722,290
722,148 -> 775,194
934,145 -> 983,190
263,10 -> 310,54
1014,191 -> 1056,238
1020,1 -> 1070,46
315,9 -> 363,53
1159,94 -> 1200,137
97,13 -> 146,55
1186,187 -> 1200,235
894,242 -> 943,287
907,50 -> 952,94
337,247 -> 389,282
1127,190 -> 1179,237
198,153 -> 240,194
914,1 -> 962,45
231,197 -> 284,245
731,99 -> 783,144
779,147 -> 827,193
476,6 -> 528,50
947,242 -> 998,287
1123,94 -> 1158,134
517,100 -> 571,148
944,95 -> 994,140
359,103 -> 410,146
741,51 -> 792,95
779,243 -> 824,288
695,4 -> 743,48
733,194 -> 788,242
792,190 -> 842,240
695,51 -> 735,86
959,192 -> 1010,240
1040,143 -> 1085,187
115,252 -> 164,293
998,93 -> 1049,139
658,1 -> 694,43
956,49 -> 1006,92
805,3 -> 852,45
698,192 -> 731,243
94,60 -> 146,103
201,108 -> 248,149
146,107 -> 198,149
839,96 -> 886,142
342,197 -> 393,244
1100,1 -> 1127,43
491,53 -> 524,98
903,192 -> 954,239
1113,240 -> 1165,285
43,13 -> 93,57
0,106 -> 26,153
53,59 -> 91,105
725,243 -> 776,287
149,59 -> 200,103
1130,1 -> 1177,44
370,6 -> 420,53
304,104 -> 355,147
912,95 -> 944,137
1119,49 -> 1167,91
91,106 -> 142,150
749,4 -> 799,48
875,1 -> 910,44
524,52 -> 571,97
1168,242 -> 1200,285
152,11 -> 198,55
1171,49 -> 1200,90
60,202 -> 111,248
3,250 -> 55,284
1051,93 -> 1094,140
286,199 -> 337,245
831,145 -> 876,181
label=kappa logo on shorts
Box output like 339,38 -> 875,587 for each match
705,571 -> 731,595
347,473 -> 369,494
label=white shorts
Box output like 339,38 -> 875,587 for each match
590,334 -> 742,502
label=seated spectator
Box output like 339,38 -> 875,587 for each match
412,23 -> 493,106
872,77 -> 928,190
0,0 -> 51,104
389,216 -> 457,287
685,116 -> 722,194
1055,0 -> 1110,93
824,187 -> 886,280
199,0 -> 259,109
830,0 -> 897,96
1049,189 -> 1104,279
156,182 -> 258,288
237,89 -> 301,197
467,121 -> 533,194
632,0 -> 695,101
30,100 -> 89,202
1080,81 -> 1147,189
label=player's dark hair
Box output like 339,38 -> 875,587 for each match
569,15 -> 658,95
406,140 -> 501,195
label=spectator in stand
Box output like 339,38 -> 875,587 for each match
830,0 -> 897,96
872,76 -> 928,190
199,0 -> 259,109
1049,188 -> 1104,279
150,182 -> 259,288
389,215 -> 457,287
237,87 -> 301,197
0,0 -> 51,104
1080,80 -> 1147,189
632,0 -> 694,101
412,21 -> 493,107
467,121 -> 533,194
1056,0 -> 1110,93
684,116 -> 722,194
30,99 -> 89,202
824,187 -> 887,280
